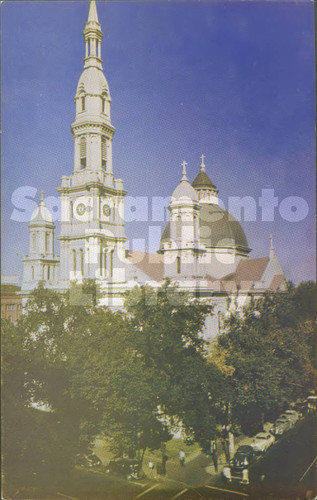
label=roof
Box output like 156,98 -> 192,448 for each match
126,251 -> 164,282
172,179 -> 198,203
1,284 -> 21,293
161,203 -> 249,251
29,194 -> 54,226
269,274 -> 286,291
213,258 -> 286,292
223,257 -> 270,284
76,66 -> 109,97
192,170 -> 216,189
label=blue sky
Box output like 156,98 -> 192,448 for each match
2,1 -> 315,284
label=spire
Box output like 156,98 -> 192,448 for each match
83,1 -> 103,69
40,190 -> 44,205
200,154 -> 206,172
87,1 -> 99,24
181,160 -> 188,181
269,234 -> 275,259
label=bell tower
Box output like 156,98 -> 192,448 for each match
57,1 -> 127,287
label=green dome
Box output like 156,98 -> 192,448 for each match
192,171 -> 217,190
160,203 -> 250,252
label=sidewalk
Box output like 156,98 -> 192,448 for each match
157,422 -> 274,486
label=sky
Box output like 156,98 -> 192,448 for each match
1,0 -> 315,284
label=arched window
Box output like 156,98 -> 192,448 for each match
47,266 -> 50,280
81,95 -> 85,111
45,233 -> 50,253
31,266 -> 34,280
32,233 -> 37,252
104,251 -> 107,277
87,247 -> 90,276
80,137 -> 86,169
101,96 -> 105,114
110,251 -> 113,278
73,249 -> 77,273
80,249 -> 84,276
176,256 -> 181,274
194,215 -> 198,241
99,249 -> 103,276
101,136 -> 107,170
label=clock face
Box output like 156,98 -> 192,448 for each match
76,203 -> 86,216
103,204 -> 111,217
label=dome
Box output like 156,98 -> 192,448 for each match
192,170 -> 217,190
76,66 -> 110,97
161,203 -> 250,252
172,180 -> 198,203
29,193 -> 54,227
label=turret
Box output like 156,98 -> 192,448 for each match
159,161 -> 202,279
192,154 -> 219,204
22,191 -> 59,288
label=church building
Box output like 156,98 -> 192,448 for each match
21,1 -> 286,339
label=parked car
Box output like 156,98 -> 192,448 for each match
222,448 -> 254,485
106,458 -> 144,480
284,410 -> 299,426
75,452 -> 102,468
279,413 -> 294,428
273,418 -> 290,436
307,396 -> 317,412
251,432 -> 275,453
233,445 -> 256,467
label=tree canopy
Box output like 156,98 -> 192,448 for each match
215,281 -> 316,434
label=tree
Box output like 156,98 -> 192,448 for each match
3,279 -> 232,479
125,281 -> 228,449
215,282 -> 316,435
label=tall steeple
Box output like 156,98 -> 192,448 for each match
57,1 -> 127,288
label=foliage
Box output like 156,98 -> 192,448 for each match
3,280 -> 224,474
125,281 -> 228,447
216,281 -> 316,434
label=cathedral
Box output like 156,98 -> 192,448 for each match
21,1 -> 286,339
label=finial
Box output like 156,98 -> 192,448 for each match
200,154 -> 206,172
40,190 -> 44,204
269,234 -> 275,259
181,160 -> 188,181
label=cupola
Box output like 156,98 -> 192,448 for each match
192,154 -> 219,204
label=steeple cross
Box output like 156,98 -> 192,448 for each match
181,160 -> 188,181
269,234 -> 275,258
200,154 -> 206,171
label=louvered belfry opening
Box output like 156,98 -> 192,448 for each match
101,136 -> 107,170
80,137 -> 86,169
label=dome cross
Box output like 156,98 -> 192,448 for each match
181,160 -> 188,181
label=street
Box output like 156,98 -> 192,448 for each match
50,415 -> 315,500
